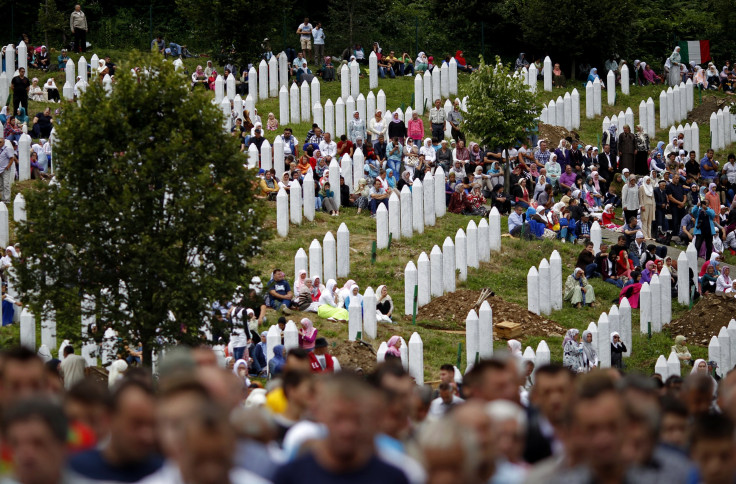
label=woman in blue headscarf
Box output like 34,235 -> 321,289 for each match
588,67 -> 600,84
386,169 -> 397,190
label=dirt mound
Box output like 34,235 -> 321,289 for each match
330,340 -> 377,373
538,123 -> 590,150
416,290 -> 565,339
664,293 -> 736,345
687,96 -> 735,125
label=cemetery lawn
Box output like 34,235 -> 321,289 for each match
16,51 -> 726,378
248,203 -> 708,381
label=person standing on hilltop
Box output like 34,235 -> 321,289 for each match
70,5 -> 88,53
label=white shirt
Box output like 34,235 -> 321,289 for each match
278,180 -> 291,189
137,461 -> 271,484
298,23 -> 313,40
312,27 -> 325,45
428,395 -> 464,418
318,140 -> 337,157
279,135 -> 299,155
420,145 -> 436,162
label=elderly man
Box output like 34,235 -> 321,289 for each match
447,101 -> 464,143
428,99 -> 446,141
70,4 -> 88,52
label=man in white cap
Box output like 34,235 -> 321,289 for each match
628,230 -> 647,268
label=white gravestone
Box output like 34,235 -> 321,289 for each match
337,223 -> 350,278
430,245 -> 443,298
456,229 -> 467,281
417,252 -> 431,307
404,261 -> 418,316
323,232 -> 336,283
309,239 -> 322,281
466,220 -> 479,269
443,237 -> 456,293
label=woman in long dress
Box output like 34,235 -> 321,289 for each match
668,46 -> 682,87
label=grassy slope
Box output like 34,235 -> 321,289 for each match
17,53 -> 725,378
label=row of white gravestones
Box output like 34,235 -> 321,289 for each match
710,107 -> 736,151
526,251 -> 562,316
292,224 -> 351,284
659,81 -> 694,129
654,352 -> 682,381
539,90 -> 580,130
253,54 -> 289,102
638,267 -> 673,334
464,302 -> 494,370
665,122 -> 701,160
584,78 -> 603,116
402,208 -> 502,315
411,61 -> 459,114
586,299 -> 633,362
702,322 -> 736,379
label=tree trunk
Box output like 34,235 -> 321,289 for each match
570,56 -> 576,81
503,150 -> 511,193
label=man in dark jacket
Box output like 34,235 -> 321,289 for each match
654,179 -> 670,234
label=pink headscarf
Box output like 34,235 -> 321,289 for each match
386,336 -> 401,357
301,318 -> 317,337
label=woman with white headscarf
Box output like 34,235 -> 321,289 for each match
562,329 -> 584,373
610,332 -> 626,369
375,285 -> 394,322
420,138 -> 436,164
507,340 -> 522,358
581,330 -> 598,371
638,176 -> 655,239
344,284 -> 363,310
706,64 -> 721,90
44,78 -> 60,102
317,279 -> 349,321
667,46 -> 681,86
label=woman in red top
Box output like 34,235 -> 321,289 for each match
455,50 -> 473,72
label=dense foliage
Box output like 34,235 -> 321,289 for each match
1,0 -> 734,73
14,54 -> 265,363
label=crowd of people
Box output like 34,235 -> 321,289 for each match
4,342 -> 736,484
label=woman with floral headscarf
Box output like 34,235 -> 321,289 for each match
562,329 -> 584,373
602,124 -> 618,155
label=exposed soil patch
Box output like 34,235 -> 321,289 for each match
687,96 -> 735,125
538,123 -> 591,150
664,293 -> 736,345
414,290 -> 565,339
330,340 -> 377,373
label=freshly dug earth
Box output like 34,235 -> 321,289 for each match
538,123 -> 591,150
416,290 -> 566,339
664,293 -> 736,345
330,340 -> 377,373
688,96 -> 735,125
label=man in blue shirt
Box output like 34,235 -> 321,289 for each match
267,269 -> 293,314
508,204 -> 525,236
700,149 -> 718,181
69,380 -> 163,483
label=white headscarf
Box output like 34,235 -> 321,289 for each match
507,340 -> 522,357
319,279 -> 338,306
610,332 -> 623,348
642,176 -> 653,197
690,358 -> 707,375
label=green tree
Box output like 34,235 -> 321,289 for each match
14,53 -> 265,366
517,0 -> 637,79
37,0 -> 67,48
462,56 -> 539,191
